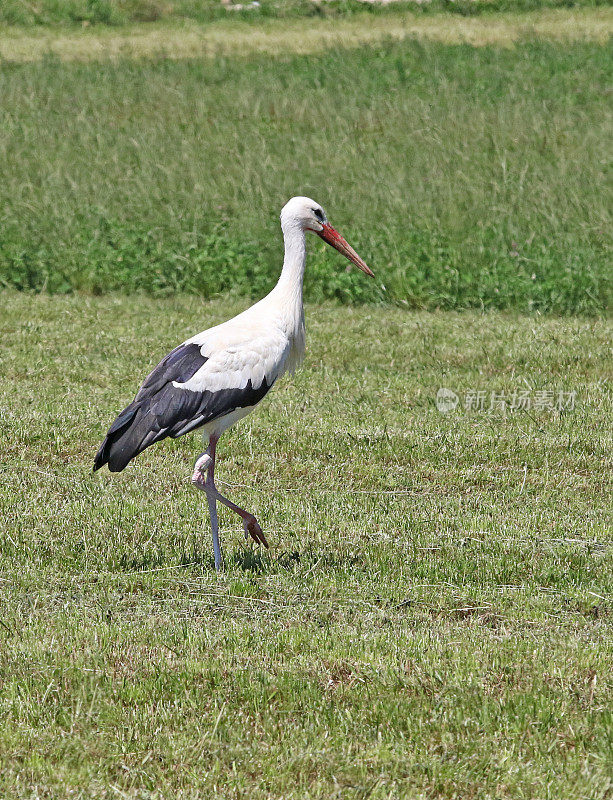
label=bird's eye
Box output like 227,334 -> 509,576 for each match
313,208 -> 324,222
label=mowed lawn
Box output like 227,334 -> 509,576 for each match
0,292 -> 611,798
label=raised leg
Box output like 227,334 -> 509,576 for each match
191,436 -> 268,571
212,492 -> 268,548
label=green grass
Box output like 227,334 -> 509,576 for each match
0,292 -> 611,798
1,0 -> 610,29
3,6 -> 612,62
1,37 -> 611,313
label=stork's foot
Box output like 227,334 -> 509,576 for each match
243,516 -> 269,549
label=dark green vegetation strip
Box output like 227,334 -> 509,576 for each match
2,0 -> 610,28
0,294 -> 611,797
1,39 -> 611,312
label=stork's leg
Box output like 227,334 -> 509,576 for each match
191,436 -> 223,571
191,436 -> 269,552
210,489 -> 269,548
206,486 -> 222,572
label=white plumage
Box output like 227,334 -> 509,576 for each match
94,196 -> 373,570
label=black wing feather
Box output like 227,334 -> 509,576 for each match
135,343 -> 206,401
93,342 -> 273,473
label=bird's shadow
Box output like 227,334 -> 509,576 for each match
228,546 -> 363,575
227,548 -> 270,573
115,545 -> 363,577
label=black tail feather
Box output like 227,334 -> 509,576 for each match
93,402 -> 159,473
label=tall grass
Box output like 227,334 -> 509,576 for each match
0,39 -> 610,312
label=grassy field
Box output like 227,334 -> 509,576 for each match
1,34 -> 611,312
2,0 -> 611,28
1,6 -> 612,61
1,3 -> 612,795
0,292 -> 611,798
2,6 -> 613,62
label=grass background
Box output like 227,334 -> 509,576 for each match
0,292 -> 611,798
1,36 -> 611,312
5,6 -> 612,62
2,0 -> 611,28
1,4 -> 612,796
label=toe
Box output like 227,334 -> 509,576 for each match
247,518 -> 269,549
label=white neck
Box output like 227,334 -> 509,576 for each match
258,215 -> 307,373
272,220 -> 307,311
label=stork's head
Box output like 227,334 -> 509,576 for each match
280,196 -> 374,277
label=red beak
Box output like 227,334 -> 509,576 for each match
317,223 -> 374,277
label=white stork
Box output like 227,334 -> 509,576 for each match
94,196 -> 373,570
